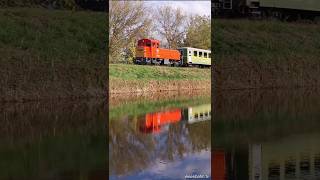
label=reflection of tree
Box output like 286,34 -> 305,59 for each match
160,123 -> 188,161
109,110 -> 212,176
109,115 -> 156,175
187,121 -> 211,152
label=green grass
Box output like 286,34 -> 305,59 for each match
214,19 -> 320,63
0,8 -> 107,101
0,8 -> 106,63
109,64 -> 210,81
213,19 -> 320,89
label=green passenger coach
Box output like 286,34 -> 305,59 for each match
178,47 -> 211,67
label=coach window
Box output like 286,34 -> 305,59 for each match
204,52 -> 207,58
194,51 -> 197,57
189,50 -> 191,56
199,52 -> 202,57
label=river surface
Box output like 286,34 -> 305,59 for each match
109,92 -> 211,180
213,89 -> 320,180
0,100 -> 107,179
2,89 -> 318,180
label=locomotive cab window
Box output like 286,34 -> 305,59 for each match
138,41 -> 144,46
209,53 -> 211,58
189,51 -> 191,56
204,52 -> 207,58
156,43 -> 159,48
146,41 -> 151,47
199,52 -> 202,57
194,51 -> 197,57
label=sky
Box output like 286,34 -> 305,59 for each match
110,150 -> 211,180
144,1 -> 211,17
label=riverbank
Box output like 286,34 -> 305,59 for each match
213,19 -> 320,89
109,90 -> 211,120
109,64 -> 211,94
0,8 -> 107,102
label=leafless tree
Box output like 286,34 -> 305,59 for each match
154,5 -> 187,49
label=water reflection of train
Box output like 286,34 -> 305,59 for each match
212,150 -> 227,180
185,104 -> 211,124
139,104 -> 211,133
213,133 -> 320,180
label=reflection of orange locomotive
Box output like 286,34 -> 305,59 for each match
212,150 -> 226,180
139,109 -> 182,133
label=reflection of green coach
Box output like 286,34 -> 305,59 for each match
184,104 -> 211,124
178,47 -> 211,67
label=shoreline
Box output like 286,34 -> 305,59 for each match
109,89 -> 211,107
109,79 -> 211,94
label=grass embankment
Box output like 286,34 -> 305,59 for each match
213,19 -> 320,89
109,64 -> 211,94
0,8 -> 107,102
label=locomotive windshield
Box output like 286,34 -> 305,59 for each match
138,41 -> 144,46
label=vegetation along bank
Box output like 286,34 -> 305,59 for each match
213,19 -> 320,90
109,64 -> 211,94
0,8 -> 107,102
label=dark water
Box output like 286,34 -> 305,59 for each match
213,89 -> 320,180
109,96 -> 211,180
0,100 -> 107,179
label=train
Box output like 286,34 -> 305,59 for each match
135,39 -> 211,67
213,0 -> 320,20
138,104 -> 212,134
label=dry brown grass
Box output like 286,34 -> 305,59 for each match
109,78 -> 211,94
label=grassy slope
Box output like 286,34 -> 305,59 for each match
109,64 -> 211,93
213,19 -> 320,89
0,8 -> 107,102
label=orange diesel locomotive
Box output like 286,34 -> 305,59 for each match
135,39 -> 181,66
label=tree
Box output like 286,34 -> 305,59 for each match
109,1 -> 151,63
154,5 -> 187,49
184,15 -> 211,50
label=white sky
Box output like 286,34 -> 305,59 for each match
144,1 -> 211,17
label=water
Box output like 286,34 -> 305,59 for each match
0,100 -> 107,179
109,93 -> 211,180
3,89 -> 318,180
213,89 -> 320,180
